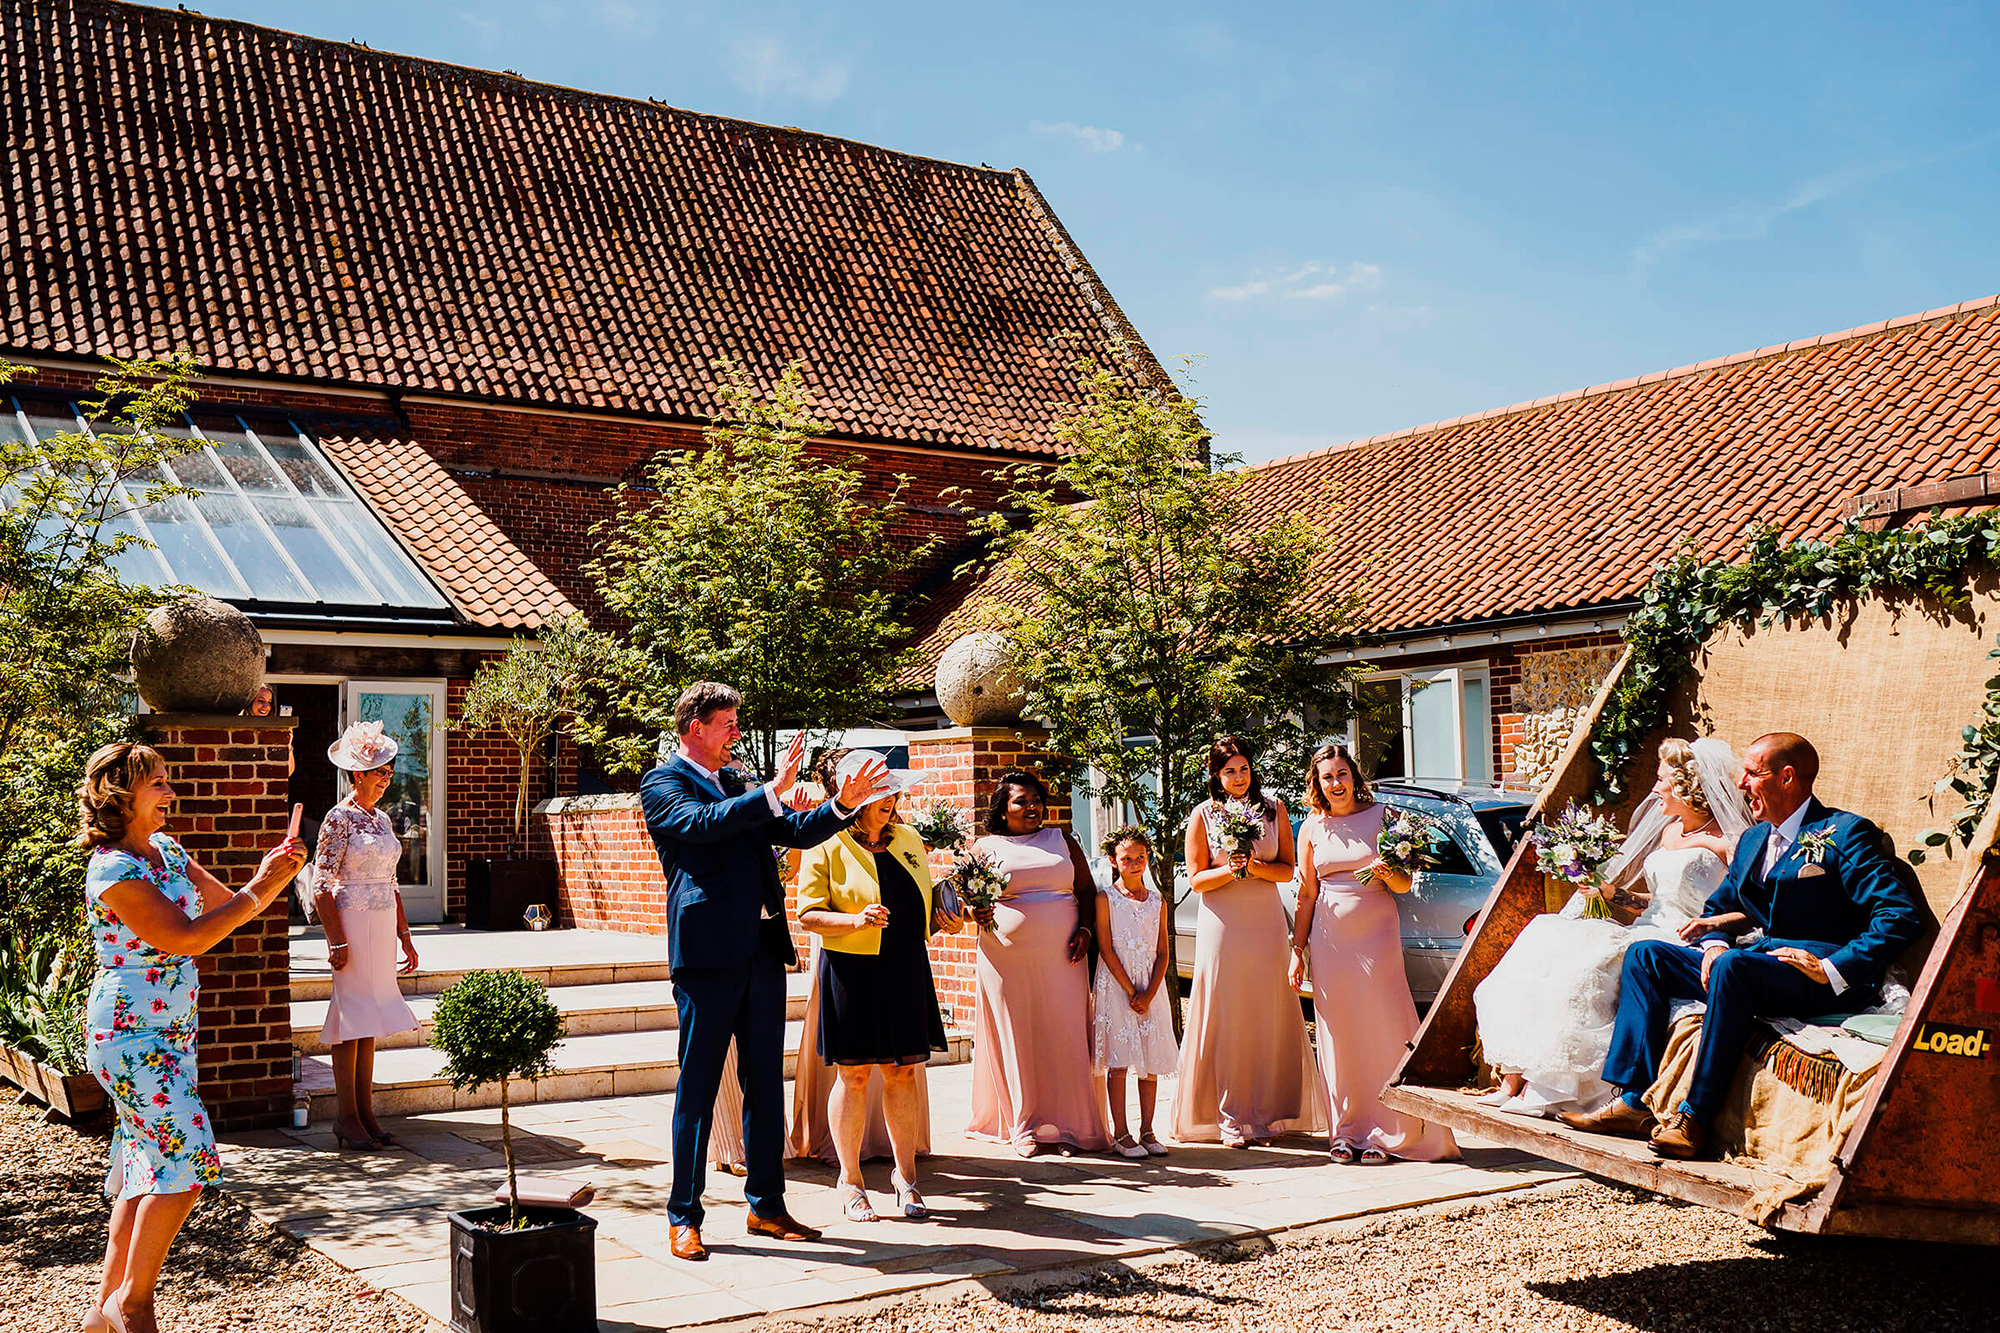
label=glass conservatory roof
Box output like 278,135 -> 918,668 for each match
2,399 -> 452,616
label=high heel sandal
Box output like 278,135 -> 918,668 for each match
333,1126 -> 379,1151
1358,1146 -> 1393,1165
1328,1138 -> 1358,1164
840,1183 -> 878,1223
889,1169 -> 928,1219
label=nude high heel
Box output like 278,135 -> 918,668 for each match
99,1299 -> 130,1333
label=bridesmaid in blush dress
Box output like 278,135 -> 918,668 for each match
965,769 -> 1110,1156
1171,736 -> 1324,1147
1288,743 -> 1457,1164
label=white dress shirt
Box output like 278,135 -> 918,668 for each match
1713,801 -> 1845,995
675,750 -> 859,919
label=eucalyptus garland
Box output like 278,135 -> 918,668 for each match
1588,516 -> 2000,862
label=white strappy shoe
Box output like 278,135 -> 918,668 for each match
890,1169 -> 929,1219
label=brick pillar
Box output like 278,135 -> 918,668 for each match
907,725 -> 1071,1027
141,713 -> 297,1131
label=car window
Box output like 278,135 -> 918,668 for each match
1384,803 -> 1478,877
1476,807 -> 1529,865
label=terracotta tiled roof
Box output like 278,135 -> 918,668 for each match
913,295 -> 2000,677
1,0 -> 1166,454
315,428 -> 577,630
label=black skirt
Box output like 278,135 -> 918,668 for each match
817,851 -> 949,1066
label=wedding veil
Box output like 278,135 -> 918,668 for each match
1605,736 -> 1753,893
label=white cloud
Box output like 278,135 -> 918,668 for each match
591,1 -> 655,38
728,32 -> 851,104
1030,120 -> 1127,153
1209,260 -> 1381,303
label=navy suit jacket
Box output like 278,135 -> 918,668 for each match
639,755 -> 853,972
1696,796 -> 1922,997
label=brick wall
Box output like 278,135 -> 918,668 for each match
142,713 -> 296,1131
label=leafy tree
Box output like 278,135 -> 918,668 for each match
455,614 -> 619,851
0,357 -> 199,958
968,355 -> 1367,1026
430,969 -> 566,1226
585,360 -> 935,776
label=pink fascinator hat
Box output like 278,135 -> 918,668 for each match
328,720 -> 400,772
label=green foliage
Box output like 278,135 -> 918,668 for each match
454,615 -> 619,847
0,356 -> 200,760
0,929 -> 92,1074
1591,516 -> 2000,838
430,969 -> 566,1224
1909,633 -> 2000,866
0,714 -> 139,955
584,359 -> 936,776
968,355 -> 1366,1016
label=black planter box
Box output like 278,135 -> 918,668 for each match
449,1205 -> 596,1332
465,858 -> 559,931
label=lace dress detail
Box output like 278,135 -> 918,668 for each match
1091,883 -> 1180,1076
315,802 -> 402,910
1473,845 -> 1726,1109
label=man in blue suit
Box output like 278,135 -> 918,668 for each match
641,681 -> 889,1260
1561,732 -> 1922,1159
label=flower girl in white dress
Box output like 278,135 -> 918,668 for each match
1092,827 -> 1179,1158
1474,738 -> 1750,1117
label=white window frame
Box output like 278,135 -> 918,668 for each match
341,679 -> 448,924
1349,662 -> 1492,782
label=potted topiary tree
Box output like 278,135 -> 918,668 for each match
432,968 -> 593,1332
455,615 -> 609,930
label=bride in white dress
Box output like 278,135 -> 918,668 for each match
1473,737 -> 1751,1116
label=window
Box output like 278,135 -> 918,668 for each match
4,399 -> 451,613
1346,665 -> 1492,783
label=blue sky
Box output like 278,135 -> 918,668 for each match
204,2 -> 2000,463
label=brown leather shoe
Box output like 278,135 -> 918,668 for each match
1557,1098 -> 1657,1139
669,1224 -> 707,1261
746,1209 -> 822,1241
1649,1111 -> 1708,1159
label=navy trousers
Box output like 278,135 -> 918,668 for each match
667,933 -> 790,1228
1604,939 -> 1841,1125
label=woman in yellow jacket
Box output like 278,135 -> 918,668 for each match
797,750 -> 961,1223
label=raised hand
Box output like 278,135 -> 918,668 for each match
855,903 -> 890,929
773,732 -> 809,794
835,754 -> 893,809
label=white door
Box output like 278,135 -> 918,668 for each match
341,680 -> 447,923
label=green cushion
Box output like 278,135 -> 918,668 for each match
1840,1013 -> 1903,1046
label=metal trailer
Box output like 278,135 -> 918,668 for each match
1382,587 -> 2000,1244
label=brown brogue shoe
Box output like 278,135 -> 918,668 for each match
746,1209 -> 822,1242
1649,1112 -> 1708,1160
669,1224 -> 707,1261
1557,1098 -> 1657,1140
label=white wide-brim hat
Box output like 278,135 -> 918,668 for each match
834,748 -> 928,798
329,720 -> 400,772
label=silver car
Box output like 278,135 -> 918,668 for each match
1164,780 -> 1533,1005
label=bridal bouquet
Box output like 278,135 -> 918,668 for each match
1216,799 -> 1267,878
1530,802 -> 1625,919
910,799 -> 971,852
950,847 -> 1008,932
1357,807 -> 1449,887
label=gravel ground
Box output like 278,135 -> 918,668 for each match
773,1182 -> 1998,1333
0,1095 -> 431,1333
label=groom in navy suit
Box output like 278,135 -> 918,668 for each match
640,682 -> 889,1260
1562,732 -> 1922,1158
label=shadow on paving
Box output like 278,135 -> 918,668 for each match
1528,1231 -> 1997,1333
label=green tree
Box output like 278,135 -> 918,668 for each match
585,360 -> 936,775
429,970 -> 566,1226
970,356 -> 1368,1026
455,614 -> 619,851
0,356 -> 201,956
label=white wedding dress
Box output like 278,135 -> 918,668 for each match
1473,845 -> 1726,1112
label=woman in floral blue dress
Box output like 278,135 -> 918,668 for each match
79,742 -> 306,1333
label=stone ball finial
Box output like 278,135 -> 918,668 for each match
131,595 -> 265,714
936,630 -> 1025,727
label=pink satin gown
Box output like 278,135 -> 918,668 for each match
1303,805 -> 1457,1161
966,827 -> 1109,1152
1171,800 -> 1325,1143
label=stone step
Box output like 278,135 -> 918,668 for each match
289,924 -> 676,1003
290,974 -> 812,1055
298,1022 -> 974,1121
290,955 -> 674,1003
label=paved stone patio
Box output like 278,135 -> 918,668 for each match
222,1062 -> 1576,1331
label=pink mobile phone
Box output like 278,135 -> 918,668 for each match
287,804 -> 303,839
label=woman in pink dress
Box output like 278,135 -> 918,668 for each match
966,769 -> 1109,1156
314,722 -> 420,1150
1172,736 -> 1323,1147
1288,743 -> 1457,1164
